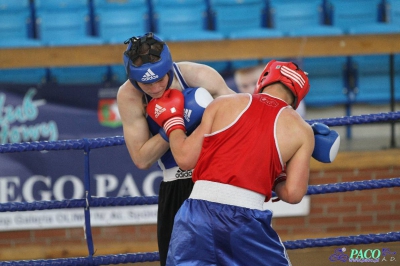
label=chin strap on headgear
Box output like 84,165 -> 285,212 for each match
123,32 -> 174,93
254,60 -> 310,109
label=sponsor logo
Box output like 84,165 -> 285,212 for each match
280,65 -> 306,88
260,96 -> 278,107
98,99 -> 122,128
184,108 -> 192,123
329,247 -> 397,263
154,104 -> 166,118
0,88 -> 58,144
175,168 -> 193,179
141,69 -> 159,82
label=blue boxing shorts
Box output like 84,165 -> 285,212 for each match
166,181 -> 291,266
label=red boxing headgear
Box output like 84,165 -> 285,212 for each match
254,60 -> 310,109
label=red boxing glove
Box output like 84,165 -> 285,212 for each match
147,89 -> 186,137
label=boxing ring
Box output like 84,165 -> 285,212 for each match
1,111 -> 400,265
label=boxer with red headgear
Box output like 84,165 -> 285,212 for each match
146,59 -> 340,265
255,60 -> 340,163
254,59 -> 310,109
117,32 -> 235,266
147,59 -> 315,265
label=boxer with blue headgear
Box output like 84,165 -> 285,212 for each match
123,32 -> 174,93
117,32 -> 235,266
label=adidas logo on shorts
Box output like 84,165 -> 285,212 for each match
175,168 -> 193,178
141,69 -> 159,82
154,104 -> 166,118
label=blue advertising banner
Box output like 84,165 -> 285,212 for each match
0,84 -> 162,231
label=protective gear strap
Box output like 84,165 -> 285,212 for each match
125,33 -> 164,66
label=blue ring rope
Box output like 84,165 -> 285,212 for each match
1,178 -> 399,213
0,111 -> 398,154
1,232 -> 400,265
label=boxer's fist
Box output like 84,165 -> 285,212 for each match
183,87 -> 214,134
311,123 -> 340,163
147,89 -> 186,137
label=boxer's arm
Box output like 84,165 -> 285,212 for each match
275,121 -> 314,204
117,81 -> 169,169
169,97 -> 218,170
177,62 -> 236,98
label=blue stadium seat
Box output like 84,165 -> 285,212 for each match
151,0 -> 224,41
302,56 -> 349,107
208,0 -> 282,71
0,0 -> 41,48
195,61 -> 230,74
34,0 -> 103,46
49,66 -> 109,85
351,55 -> 392,104
231,59 -> 262,71
0,68 -> 47,85
209,0 -> 284,39
151,0 -> 227,71
386,0 -> 400,26
92,0 -> 150,44
110,65 -> 128,85
328,0 -> 400,34
395,54 -> 400,101
268,0 -> 343,36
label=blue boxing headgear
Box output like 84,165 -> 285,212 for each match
123,32 -> 174,93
